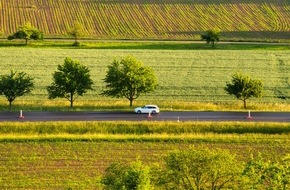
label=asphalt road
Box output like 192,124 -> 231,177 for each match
0,111 -> 289,122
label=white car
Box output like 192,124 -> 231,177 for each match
134,105 -> 160,114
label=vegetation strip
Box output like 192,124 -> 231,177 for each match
0,121 -> 290,134
0,133 -> 289,144
0,121 -> 289,142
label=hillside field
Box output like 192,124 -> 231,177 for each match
1,0 -> 290,41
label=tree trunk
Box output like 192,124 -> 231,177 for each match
243,99 -> 247,109
9,101 -> 12,111
70,93 -> 73,108
129,98 -> 133,107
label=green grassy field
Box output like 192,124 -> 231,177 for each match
0,43 -> 289,111
1,0 -> 290,41
0,121 -> 290,189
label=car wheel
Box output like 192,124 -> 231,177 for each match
137,110 -> 141,114
152,110 -> 156,114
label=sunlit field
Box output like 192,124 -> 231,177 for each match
2,0 -> 290,41
0,46 -> 289,111
1,0 -> 290,189
0,121 -> 289,189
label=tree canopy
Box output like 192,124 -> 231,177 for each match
8,22 -> 43,45
0,70 -> 34,110
225,72 -> 263,109
243,153 -> 290,189
201,29 -> 221,48
47,57 -> 93,107
155,147 -> 242,190
101,160 -> 151,190
99,148 -> 290,190
102,56 -> 158,107
67,21 -> 87,46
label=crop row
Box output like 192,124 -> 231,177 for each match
1,0 -> 290,40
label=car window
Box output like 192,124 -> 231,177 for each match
143,106 -> 158,109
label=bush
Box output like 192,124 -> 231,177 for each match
72,41 -> 80,46
101,160 -> 152,190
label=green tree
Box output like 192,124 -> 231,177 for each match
8,22 -> 43,45
201,29 -> 220,48
47,57 -> 93,108
102,56 -> 158,107
101,160 -> 152,190
67,21 -> 86,46
242,153 -> 290,190
225,72 -> 263,109
0,70 -> 34,110
155,147 -> 242,190
101,162 -> 127,190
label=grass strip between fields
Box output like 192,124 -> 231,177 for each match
0,121 -> 289,142
0,133 -> 289,143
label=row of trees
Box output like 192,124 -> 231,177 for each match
0,56 -> 158,110
0,56 -> 262,110
6,21 -> 86,46
98,147 -> 290,190
5,22 -> 220,47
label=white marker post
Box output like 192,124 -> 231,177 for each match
246,110 -> 252,119
19,110 -> 24,119
147,112 -> 152,118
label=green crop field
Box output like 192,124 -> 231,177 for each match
0,121 -> 290,189
0,45 -> 289,111
1,140 -> 289,189
1,0 -> 290,41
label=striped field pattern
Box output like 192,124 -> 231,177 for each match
1,0 -> 290,40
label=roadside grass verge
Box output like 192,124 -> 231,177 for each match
1,98 -> 290,112
0,121 -> 289,142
